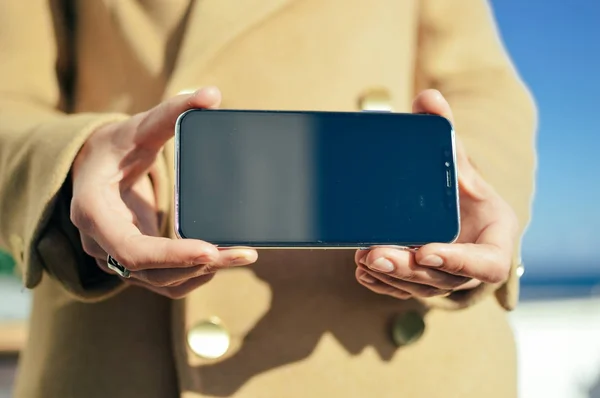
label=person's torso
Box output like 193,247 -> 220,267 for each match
19,1 -> 517,397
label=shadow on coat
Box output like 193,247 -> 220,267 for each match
187,250 -> 429,397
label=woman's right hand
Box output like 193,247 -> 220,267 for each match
70,87 -> 258,299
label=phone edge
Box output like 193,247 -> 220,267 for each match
174,109 -> 194,240
173,109 -> 461,248
448,125 -> 461,245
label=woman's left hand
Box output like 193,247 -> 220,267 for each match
355,89 -> 519,300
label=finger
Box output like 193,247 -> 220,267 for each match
122,179 -> 160,237
127,273 -> 216,300
358,266 -> 451,297
133,248 -> 259,287
415,227 -> 512,284
358,247 -> 470,289
412,89 -> 454,124
73,196 -> 213,270
455,278 -> 482,291
81,234 -> 107,259
73,188 -> 220,271
73,185 -> 259,272
356,269 -> 412,300
135,86 -> 222,150
215,248 -> 259,267
134,265 -> 209,287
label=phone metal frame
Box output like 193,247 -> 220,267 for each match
173,109 -> 461,250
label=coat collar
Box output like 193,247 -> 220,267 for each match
165,0 -> 295,96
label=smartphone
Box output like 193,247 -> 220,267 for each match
175,109 -> 460,248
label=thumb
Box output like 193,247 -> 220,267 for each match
412,89 -> 454,124
134,86 -> 222,150
412,89 -> 484,197
412,89 -> 468,170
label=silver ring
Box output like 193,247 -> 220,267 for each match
107,255 -> 131,278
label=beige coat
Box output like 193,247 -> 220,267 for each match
0,0 -> 537,397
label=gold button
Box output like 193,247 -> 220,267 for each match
391,311 -> 425,347
357,88 -> 393,112
187,317 -> 230,359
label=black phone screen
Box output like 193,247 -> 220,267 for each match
176,109 -> 459,247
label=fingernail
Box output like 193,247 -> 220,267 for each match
369,258 -> 394,273
419,255 -> 444,267
360,273 -> 377,284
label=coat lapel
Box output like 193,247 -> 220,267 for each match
165,0 -> 295,96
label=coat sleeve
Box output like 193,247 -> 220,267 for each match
413,0 -> 538,311
0,1 -> 132,301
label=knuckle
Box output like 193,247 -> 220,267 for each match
112,250 -> 138,271
488,262 -> 511,284
70,198 -> 95,233
448,259 -> 466,275
115,236 -> 147,271
483,249 -> 512,284
134,110 -> 153,133
400,269 -> 417,282
80,237 -> 101,258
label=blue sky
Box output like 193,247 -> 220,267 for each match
491,0 -> 600,277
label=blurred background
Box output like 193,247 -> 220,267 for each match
1,1 -> 599,397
